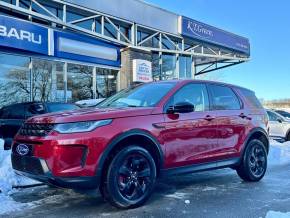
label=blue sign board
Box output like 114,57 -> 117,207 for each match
0,15 -> 48,55
54,31 -> 121,67
180,16 -> 250,54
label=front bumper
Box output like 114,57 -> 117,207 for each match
12,154 -> 100,190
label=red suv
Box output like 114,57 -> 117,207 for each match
12,80 -> 269,209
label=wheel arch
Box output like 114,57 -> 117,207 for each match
96,129 -> 164,184
242,127 -> 269,155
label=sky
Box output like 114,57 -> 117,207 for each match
146,0 -> 290,100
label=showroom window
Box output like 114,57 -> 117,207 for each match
179,55 -> 192,79
32,59 -> 65,103
161,53 -> 177,80
67,63 -> 94,103
96,68 -> 118,98
0,53 -> 30,108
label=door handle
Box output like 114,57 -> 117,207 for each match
204,115 -> 215,121
239,113 -> 252,120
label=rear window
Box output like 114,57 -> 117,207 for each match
208,84 -> 241,110
47,104 -> 79,113
0,105 -> 25,119
239,89 -> 263,109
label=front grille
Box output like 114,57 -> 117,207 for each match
19,123 -> 54,137
12,155 -> 45,175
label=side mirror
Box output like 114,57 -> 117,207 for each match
167,102 -> 195,114
277,118 -> 283,123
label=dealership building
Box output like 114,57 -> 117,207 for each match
0,0 -> 250,107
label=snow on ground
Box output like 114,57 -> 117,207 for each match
268,139 -> 290,166
266,211 -> 290,218
0,139 -> 40,215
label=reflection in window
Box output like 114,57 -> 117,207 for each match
162,54 -> 177,80
0,53 -> 30,107
32,59 -> 65,102
96,69 -> 118,98
152,53 -> 161,81
67,64 -> 93,102
179,55 -> 192,79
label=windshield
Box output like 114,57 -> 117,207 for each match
276,111 -> 290,119
98,82 -> 175,108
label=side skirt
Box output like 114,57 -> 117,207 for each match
160,158 -> 240,177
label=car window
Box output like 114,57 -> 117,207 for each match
8,105 -> 26,119
276,111 -> 290,119
0,107 -> 10,119
168,84 -> 209,112
99,83 -> 176,108
47,104 -> 79,113
27,103 -> 46,116
267,111 -> 282,122
208,85 -> 241,110
239,89 -> 263,109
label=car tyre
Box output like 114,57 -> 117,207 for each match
236,139 -> 267,182
286,132 -> 290,142
101,146 -> 156,209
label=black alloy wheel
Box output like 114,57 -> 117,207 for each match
101,146 -> 156,209
237,139 -> 268,182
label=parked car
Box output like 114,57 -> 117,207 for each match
75,99 -> 106,108
275,110 -> 290,120
266,110 -> 290,141
12,80 -> 269,209
0,102 -> 79,150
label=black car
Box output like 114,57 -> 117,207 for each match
275,110 -> 290,119
0,102 -> 79,150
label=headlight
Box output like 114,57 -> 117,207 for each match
54,119 -> 112,134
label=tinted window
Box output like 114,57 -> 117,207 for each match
169,84 -> 209,112
8,105 -> 25,119
0,107 -> 10,119
240,89 -> 263,109
276,110 -> 290,119
99,83 -> 175,108
209,85 -> 241,110
267,111 -> 282,122
47,104 -> 79,113
27,103 -> 46,116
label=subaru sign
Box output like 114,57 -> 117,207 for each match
0,15 -> 49,55
179,16 -> 250,55
133,59 -> 152,83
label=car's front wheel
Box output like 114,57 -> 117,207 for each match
236,139 -> 267,182
101,146 -> 157,209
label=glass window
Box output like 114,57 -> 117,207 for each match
99,82 -> 175,108
152,53 -> 161,81
0,107 -> 10,119
26,103 -> 46,117
162,54 -> 177,80
8,104 -> 26,119
32,59 -> 65,102
275,110 -> 290,119
104,21 -> 117,39
267,111 -> 282,122
239,89 -> 263,109
0,53 -> 30,108
67,64 -> 93,102
169,84 -> 209,112
96,68 -> 118,98
209,85 -> 241,110
179,56 -> 192,79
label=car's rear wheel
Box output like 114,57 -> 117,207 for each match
236,139 -> 267,182
101,146 -> 156,209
